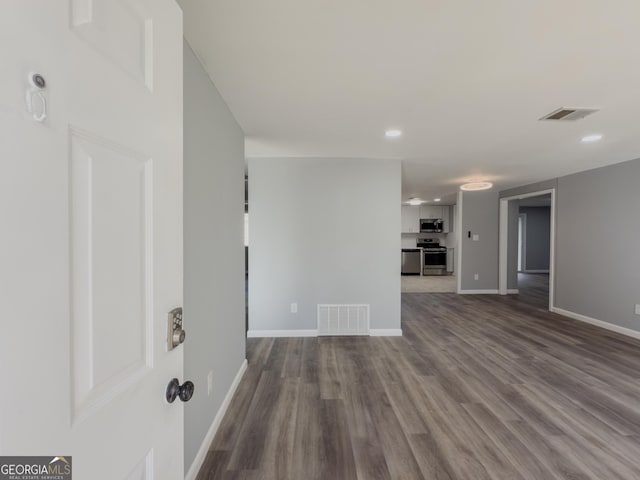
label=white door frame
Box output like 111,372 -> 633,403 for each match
456,191 -> 463,294
498,188 -> 556,310
518,213 -> 527,272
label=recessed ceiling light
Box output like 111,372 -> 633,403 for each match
385,129 -> 402,138
406,197 -> 424,205
433,198 -> 441,202
581,134 -> 603,143
460,182 -> 493,191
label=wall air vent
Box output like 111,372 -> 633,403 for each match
539,107 -> 599,121
317,304 -> 369,336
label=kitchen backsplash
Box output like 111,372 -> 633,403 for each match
401,232 -> 456,248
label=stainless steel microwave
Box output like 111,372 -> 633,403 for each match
420,218 -> 443,233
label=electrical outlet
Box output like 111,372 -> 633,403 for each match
290,302 -> 298,313
207,371 -> 213,395
635,304 -> 640,316
474,273 -> 479,281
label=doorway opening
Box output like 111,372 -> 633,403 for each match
499,189 -> 555,310
400,202 -> 459,293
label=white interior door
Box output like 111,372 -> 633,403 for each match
0,1 -> 184,479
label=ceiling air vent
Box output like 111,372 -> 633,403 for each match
539,107 -> 599,121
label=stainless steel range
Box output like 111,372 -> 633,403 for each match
417,238 -> 447,276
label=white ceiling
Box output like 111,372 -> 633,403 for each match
179,0 -> 640,202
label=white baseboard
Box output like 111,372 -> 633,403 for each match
458,289 -> 499,295
551,307 -> 640,341
523,269 -> 549,273
507,289 -> 519,294
369,329 -> 403,337
247,329 -> 318,338
247,329 -> 403,337
185,359 -> 248,480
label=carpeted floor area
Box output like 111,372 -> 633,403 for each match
401,274 -> 457,293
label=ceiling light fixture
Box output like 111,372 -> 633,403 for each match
407,197 -> 424,206
385,129 -> 402,138
433,198 -> 441,202
460,182 -> 493,191
581,134 -> 603,143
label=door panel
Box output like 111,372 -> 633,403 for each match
125,450 -> 154,480
0,1 -> 184,479
70,0 -> 154,90
70,129 -> 153,422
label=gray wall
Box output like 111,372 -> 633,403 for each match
500,179 -> 558,199
520,206 -> 550,271
183,42 -> 246,473
459,190 -> 499,291
248,157 -> 401,332
555,158 -> 640,332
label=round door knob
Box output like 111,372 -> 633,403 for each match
166,378 -> 195,403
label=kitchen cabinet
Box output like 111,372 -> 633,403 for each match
442,205 -> 452,233
401,205 -> 420,233
419,205 -> 453,232
447,248 -> 454,273
403,204 -> 453,233
419,205 -> 443,220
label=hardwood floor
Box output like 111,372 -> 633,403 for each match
197,274 -> 640,479
516,272 -> 550,308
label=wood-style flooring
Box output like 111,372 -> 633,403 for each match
197,274 -> 640,479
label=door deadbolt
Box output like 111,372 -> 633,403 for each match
168,307 -> 185,350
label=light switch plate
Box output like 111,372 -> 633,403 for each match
635,304 -> 640,316
474,273 -> 479,280
207,371 -> 213,395
291,302 -> 298,313
472,234 -> 479,241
